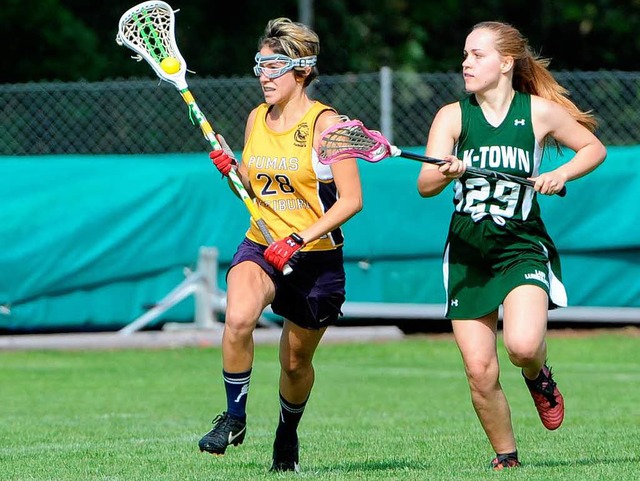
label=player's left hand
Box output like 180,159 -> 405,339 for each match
264,233 -> 305,271
530,171 -> 567,196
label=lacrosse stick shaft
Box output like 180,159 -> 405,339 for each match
396,149 -> 567,197
179,90 -> 260,220
179,89 -> 293,274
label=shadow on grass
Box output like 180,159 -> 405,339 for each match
526,455 -> 640,468
311,458 -> 431,473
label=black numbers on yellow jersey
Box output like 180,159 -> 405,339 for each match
257,173 -> 295,196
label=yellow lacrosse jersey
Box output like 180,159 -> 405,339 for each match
243,101 -> 343,251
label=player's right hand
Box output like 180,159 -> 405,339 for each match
209,149 -> 237,177
439,154 -> 465,179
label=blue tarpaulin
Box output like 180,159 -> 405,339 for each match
1,146 -> 638,331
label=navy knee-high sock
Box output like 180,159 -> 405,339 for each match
223,369 -> 251,420
275,392 -> 308,443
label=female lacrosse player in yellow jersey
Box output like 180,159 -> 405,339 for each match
198,18 -> 362,473
417,21 -> 606,470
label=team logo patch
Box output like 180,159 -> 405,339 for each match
524,269 -> 549,288
294,123 -> 310,147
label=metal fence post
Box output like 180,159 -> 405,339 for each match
380,66 -> 393,143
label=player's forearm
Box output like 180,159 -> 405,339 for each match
555,141 -> 607,182
298,196 -> 362,244
417,170 -> 452,197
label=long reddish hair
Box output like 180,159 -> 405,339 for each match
472,21 -> 598,133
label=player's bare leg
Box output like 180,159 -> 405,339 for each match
452,315 -> 519,466
199,262 -> 275,455
503,286 -> 564,430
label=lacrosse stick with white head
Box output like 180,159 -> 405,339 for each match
116,1 -> 188,89
116,1 -> 292,273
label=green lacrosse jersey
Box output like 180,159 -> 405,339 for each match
444,92 -> 567,319
242,101 -> 343,251
454,91 -> 542,222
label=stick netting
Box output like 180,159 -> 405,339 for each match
117,2 -> 179,63
319,120 -> 390,164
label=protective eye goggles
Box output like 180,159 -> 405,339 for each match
253,53 -> 317,79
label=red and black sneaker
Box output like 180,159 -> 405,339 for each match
523,364 -> 565,430
491,453 -> 521,470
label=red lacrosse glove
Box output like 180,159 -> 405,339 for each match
209,149 -> 236,176
264,233 -> 305,271
209,134 -> 237,176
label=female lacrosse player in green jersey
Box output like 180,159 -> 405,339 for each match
417,21 -> 606,470
197,18 -> 362,473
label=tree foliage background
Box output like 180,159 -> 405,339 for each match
2,0 -> 639,84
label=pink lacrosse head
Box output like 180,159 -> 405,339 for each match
318,119 -> 392,164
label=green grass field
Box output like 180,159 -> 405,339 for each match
1,328 -> 639,481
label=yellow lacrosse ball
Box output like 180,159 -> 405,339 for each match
160,57 -> 180,74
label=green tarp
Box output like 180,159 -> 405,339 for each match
1,146 -> 638,331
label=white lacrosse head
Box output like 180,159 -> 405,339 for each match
116,1 -> 188,90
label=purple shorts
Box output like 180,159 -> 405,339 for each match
229,238 -> 346,329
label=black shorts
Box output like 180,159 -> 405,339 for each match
229,238 -> 346,329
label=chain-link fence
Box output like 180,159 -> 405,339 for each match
1,70 -> 638,155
